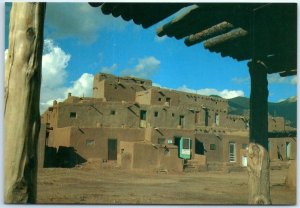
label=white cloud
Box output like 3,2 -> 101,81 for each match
45,3 -> 128,43
40,39 -> 94,113
120,56 -> 160,79
268,74 -> 297,85
177,85 -> 244,99
66,73 -> 94,97
100,64 -> 118,74
42,39 -> 70,89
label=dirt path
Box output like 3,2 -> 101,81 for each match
36,163 -> 295,204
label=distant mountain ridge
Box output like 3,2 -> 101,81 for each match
228,96 -> 297,128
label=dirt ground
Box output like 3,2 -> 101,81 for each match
36,161 -> 296,205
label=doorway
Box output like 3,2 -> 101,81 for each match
195,139 -> 205,155
108,139 -> 117,160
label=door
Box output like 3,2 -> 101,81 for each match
108,139 -> 117,160
195,139 -> 204,155
286,142 -> 291,160
229,142 -> 236,162
179,137 -> 191,160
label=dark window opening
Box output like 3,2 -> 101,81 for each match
70,112 -> 77,118
140,110 -> 147,120
172,113 -> 175,117
158,97 -> 162,101
154,111 -> 158,117
111,110 -> 116,115
205,110 -> 209,126
210,144 -> 216,150
179,115 -> 184,127
166,97 -> 171,105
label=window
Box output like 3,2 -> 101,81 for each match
215,113 -> 219,126
140,110 -> 147,120
157,138 -> 165,145
205,110 -> 209,126
166,97 -> 171,105
179,115 -> 185,127
111,110 -> 116,115
86,139 -> 95,147
172,113 -> 175,117
210,144 -> 216,150
154,111 -> 158,117
182,138 -> 191,149
229,142 -> 236,162
70,112 -> 77,118
158,98 -> 162,101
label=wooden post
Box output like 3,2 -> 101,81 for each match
4,3 -> 46,203
247,60 -> 271,204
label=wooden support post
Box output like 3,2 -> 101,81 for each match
247,60 -> 271,204
4,3 -> 46,203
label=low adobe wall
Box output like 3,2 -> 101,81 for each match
118,141 -> 183,172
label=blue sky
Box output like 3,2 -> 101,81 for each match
4,3 -> 297,112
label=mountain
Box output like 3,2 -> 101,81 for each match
228,96 -> 297,128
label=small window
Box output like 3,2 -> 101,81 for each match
86,139 -> 95,147
179,115 -> 185,127
70,112 -> 77,118
215,113 -> 219,126
111,110 -> 116,115
172,113 -> 175,117
140,110 -> 147,120
158,98 -> 162,101
158,138 -> 165,145
210,144 -> 216,150
154,111 -> 158,117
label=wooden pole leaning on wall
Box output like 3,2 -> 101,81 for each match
247,60 -> 271,204
5,2 -> 46,203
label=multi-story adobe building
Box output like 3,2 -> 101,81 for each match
39,73 -> 296,171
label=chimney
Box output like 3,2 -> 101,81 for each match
68,92 -> 72,98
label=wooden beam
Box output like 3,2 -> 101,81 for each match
157,3 -> 257,39
5,2 -> 45,203
156,4 -> 204,37
185,21 -> 234,46
204,28 -> 248,49
280,70 -> 297,77
88,3 -> 103,7
247,60 -> 271,204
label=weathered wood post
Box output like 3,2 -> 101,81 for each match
5,3 -> 46,203
247,60 -> 271,204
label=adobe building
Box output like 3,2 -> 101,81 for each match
40,73 -> 296,171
